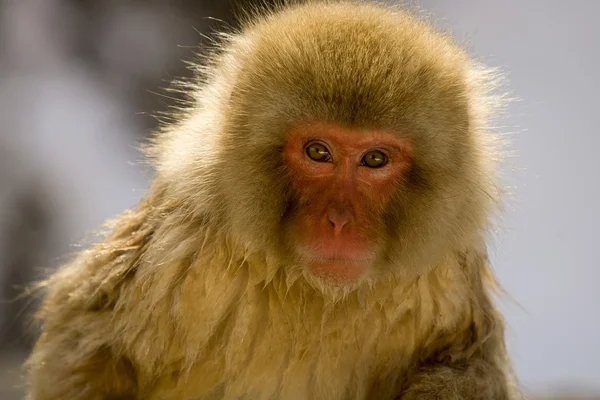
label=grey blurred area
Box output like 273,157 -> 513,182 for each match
0,0 -> 598,399
0,0 -> 248,398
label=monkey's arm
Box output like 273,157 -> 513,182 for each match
400,252 -> 521,400
399,355 -> 513,400
28,327 -> 137,400
26,205 -> 152,400
399,319 -> 519,400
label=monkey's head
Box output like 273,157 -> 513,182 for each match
154,2 -> 502,288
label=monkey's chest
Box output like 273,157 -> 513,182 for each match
148,326 -> 410,400
142,270 -> 430,399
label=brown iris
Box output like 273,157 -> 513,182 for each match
306,142 -> 331,162
361,150 -> 388,168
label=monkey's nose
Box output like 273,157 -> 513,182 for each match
327,211 -> 352,234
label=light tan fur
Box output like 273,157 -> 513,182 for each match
26,1 -> 521,399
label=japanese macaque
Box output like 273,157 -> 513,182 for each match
26,1 -> 521,399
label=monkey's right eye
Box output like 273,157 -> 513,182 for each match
306,142 -> 331,162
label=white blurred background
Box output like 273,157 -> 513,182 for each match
0,0 -> 598,399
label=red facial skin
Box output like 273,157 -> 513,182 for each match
282,123 -> 412,282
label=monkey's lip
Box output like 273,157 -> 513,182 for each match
296,243 -> 376,261
297,247 -> 376,265
306,257 -> 373,281
294,244 -> 376,279
298,250 -> 375,281
309,257 -> 374,264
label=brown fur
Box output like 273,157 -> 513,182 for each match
26,1 -> 521,399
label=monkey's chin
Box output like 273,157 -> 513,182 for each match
307,258 -> 373,283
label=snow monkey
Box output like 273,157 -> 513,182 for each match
26,1 -> 522,399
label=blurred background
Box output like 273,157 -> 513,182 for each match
0,0 -> 597,399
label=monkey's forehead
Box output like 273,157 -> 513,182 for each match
228,2 -> 474,129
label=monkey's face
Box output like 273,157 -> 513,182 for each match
281,123 -> 413,283
209,4 -> 498,289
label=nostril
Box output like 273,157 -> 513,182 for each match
327,212 -> 352,232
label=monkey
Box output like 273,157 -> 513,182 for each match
25,1 -> 522,399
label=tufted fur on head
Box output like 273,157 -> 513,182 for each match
150,0 -> 504,287
26,1 -> 519,399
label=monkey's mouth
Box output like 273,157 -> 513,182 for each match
306,258 -> 374,281
296,247 -> 376,281
309,256 -> 374,264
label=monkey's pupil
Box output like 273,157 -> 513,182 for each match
306,144 -> 330,162
362,151 -> 387,168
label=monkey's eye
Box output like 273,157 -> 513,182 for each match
361,150 -> 388,168
306,142 -> 331,162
